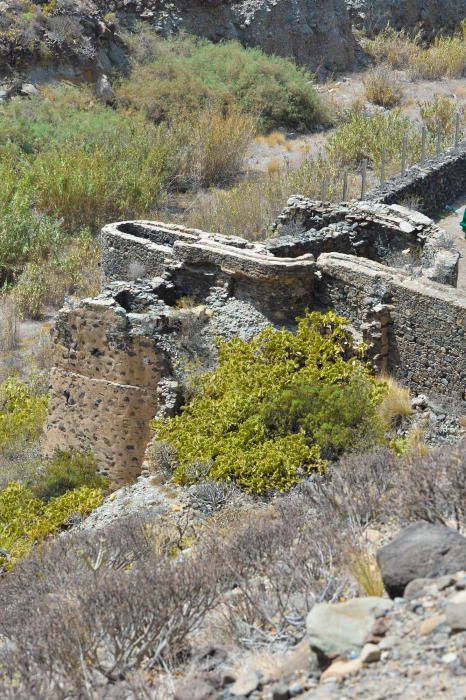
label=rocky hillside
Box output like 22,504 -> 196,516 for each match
0,0 -> 357,81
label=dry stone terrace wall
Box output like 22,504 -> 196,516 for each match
365,141 -> 466,219
270,198 -> 460,286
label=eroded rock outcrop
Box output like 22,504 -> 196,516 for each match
346,0 -> 466,37
0,0 -> 357,82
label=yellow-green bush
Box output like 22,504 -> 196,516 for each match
326,110 -> 419,167
0,481 -> 104,567
363,66 -> 403,108
154,312 -> 386,493
420,96 -> 465,141
0,377 -> 48,448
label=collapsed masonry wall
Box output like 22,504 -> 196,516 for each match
317,253 -> 466,398
366,142 -> 466,219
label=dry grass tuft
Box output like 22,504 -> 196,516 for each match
378,375 -> 413,428
348,547 -> 385,597
363,26 -> 466,80
364,66 -> 403,108
255,131 -> 287,147
266,158 -> 282,175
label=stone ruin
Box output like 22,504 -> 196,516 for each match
44,144 -> 466,485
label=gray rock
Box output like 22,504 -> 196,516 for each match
174,675 -> 217,700
19,83 -> 38,97
404,574 -> 454,599
346,0 -> 466,38
377,522 -> 466,598
96,74 -> 114,103
306,597 -> 393,659
229,670 -> 260,697
272,684 -> 290,700
446,592 -> 466,632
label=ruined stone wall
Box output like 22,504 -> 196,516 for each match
366,142 -> 466,218
102,220 -> 316,325
271,198 -> 460,286
45,184 -> 466,484
43,290 -> 173,486
317,253 -> 466,398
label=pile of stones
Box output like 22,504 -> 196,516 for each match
174,521 -> 466,699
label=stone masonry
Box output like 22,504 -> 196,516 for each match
44,144 -> 466,484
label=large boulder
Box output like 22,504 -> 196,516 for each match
377,522 -> 466,599
346,0 -> 466,38
306,597 -> 393,660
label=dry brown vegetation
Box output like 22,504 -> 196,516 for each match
363,65 -> 403,107
363,25 -> 466,79
0,443 -> 464,697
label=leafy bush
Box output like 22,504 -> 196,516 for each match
0,482 -> 104,567
154,312 -> 386,492
326,109 -> 418,167
118,35 -> 328,132
420,95 -> 465,139
30,450 -> 108,501
262,375 -> 385,461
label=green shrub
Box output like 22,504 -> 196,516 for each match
154,312 -> 386,493
261,375 -> 385,461
0,191 -> 63,285
326,110 -> 418,167
420,96 -> 465,141
30,450 -> 108,501
0,377 -> 48,449
0,481 -> 104,567
13,228 -> 101,319
119,35 -> 328,132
